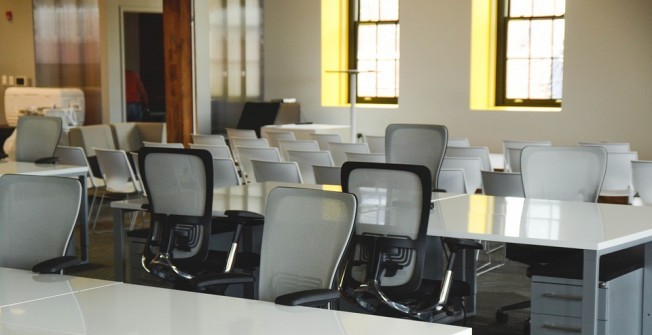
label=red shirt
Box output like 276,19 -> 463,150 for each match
125,71 -> 148,107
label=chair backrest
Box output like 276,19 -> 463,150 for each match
385,124 -> 448,191
506,147 -> 523,173
601,151 -> 638,196
213,158 -> 241,189
329,142 -> 370,167
345,152 -> 386,163
438,168 -> 469,194
257,187 -> 357,302
230,137 -> 269,157
309,133 -> 342,150
447,137 -> 470,147
15,116 -> 62,162
579,141 -> 631,153
235,146 -> 282,183
286,150 -> 334,184
445,146 -> 492,171
0,174 -> 81,270
94,148 -> 141,194
277,139 -> 320,161
226,128 -> 258,140
502,139 -> 551,172
252,160 -> 303,183
521,146 -> 607,202
632,160 -> 652,205
263,131 -> 296,148
481,171 -> 524,197
143,141 -> 185,149
138,147 -> 214,279
189,144 -> 233,159
363,135 -> 386,153
342,162 -> 432,292
192,134 -> 226,146
129,152 -> 146,195
68,124 -> 117,157
313,165 -> 342,185
442,156 -> 483,193
54,145 -> 98,188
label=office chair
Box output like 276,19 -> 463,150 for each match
341,162 -> 482,322
251,160 -> 303,183
287,150 -> 334,184
0,174 -> 82,274
190,187 -> 357,307
385,124 -> 448,192
137,147 -> 261,292
192,134 -> 227,146
313,165 -> 342,185
495,146 -> 607,328
15,115 -> 62,163
632,160 -> 652,205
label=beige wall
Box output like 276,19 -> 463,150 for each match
0,0 -> 36,124
264,0 -> 652,158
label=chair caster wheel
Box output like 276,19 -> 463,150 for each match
495,310 -> 508,323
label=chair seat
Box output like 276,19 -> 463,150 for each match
105,181 -> 139,194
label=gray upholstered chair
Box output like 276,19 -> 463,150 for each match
15,116 -> 62,163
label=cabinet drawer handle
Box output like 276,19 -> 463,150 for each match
542,323 -> 582,333
542,293 -> 583,301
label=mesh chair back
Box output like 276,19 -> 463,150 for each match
521,146 -> 607,202
252,160 -> 303,183
258,187 -> 356,302
385,124 -> 447,191
342,162 -> 431,290
481,171 -> 524,197
192,134 -> 226,146
138,147 -> 214,270
15,116 -> 62,162
0,174 -> 81,270
287,150 -> 334,184
189,144 -> 233,159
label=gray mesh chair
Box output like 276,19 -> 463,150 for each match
385,124 -> 448,192
341,162 -> 481,322
15,116 -> 62,163
191,186 -> 357,307
138,147 -> 261,292
0,174 -> 82,273
251,160 -> 303,183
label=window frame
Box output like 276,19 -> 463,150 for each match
348,0 -> 399,105
495,0 -> 564,108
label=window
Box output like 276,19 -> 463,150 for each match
349,0 -> 399,104
496,0 -> 565,107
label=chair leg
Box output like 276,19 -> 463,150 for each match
92,190 -> 106,233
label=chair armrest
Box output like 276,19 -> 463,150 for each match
224,210 -> 264,225
275,289 -> 341,307
189,272 -> 255,290
32,256 -> 81,274
443,238 -> 483,252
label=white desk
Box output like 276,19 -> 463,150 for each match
431,194 -> 652,335
261,124 -> 350,142
0,161 -> 90,262
0,267 -> 470,335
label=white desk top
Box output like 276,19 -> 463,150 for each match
0,160 -> 88,177
0,268 -> 118,308
430,194 -> 652,251
0,270 -> 470,335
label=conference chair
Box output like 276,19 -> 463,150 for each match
341,162 -> 482,322
277,139 -> 320,161
386,124 -> 448,192
234,146 -> 282,183
502,139 -> 551,173
190,187 -> 357,307
363,135 -> 386,153
137,147 -> 261,292
94,147 -> 143,232
55,145 -> 105,222
438,168 -> 469,194
189,144 -> 234,160
445,146 -> 493,171
251,160 -> 303,183
442,157 -> 483,194
213,158 -> 242,189
495,145 -> 607,326
192,134 -> 227,146
309,133 -> 342,151
142,141 -> 185,148
0,174 -> 82,273
286,150 -> 334,184
15,115 -> 62,163
230,138 -> 270,163
447,137 -> 470,148
578,141 -> 630,153
226,128 -> 257,140
329,142 -> 370,167
599,151 -> 638,202
632,160 -> 652,205
262,130 -> 296,148
506,148 -> 523,173
345,152 -> 386,163
313,165 -> 342,185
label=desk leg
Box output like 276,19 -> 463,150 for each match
644,242 -> 652,335
112,207 -> 126,282
78,175 -> 89,263
581,250 -> 599,335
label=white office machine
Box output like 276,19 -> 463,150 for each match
4,87 -> 85,128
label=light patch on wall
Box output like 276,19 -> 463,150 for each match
321,0 -> 348,106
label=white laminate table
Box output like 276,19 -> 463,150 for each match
0,267 -> 471,335
0,160 -> 90,262
430,194 -> 652,335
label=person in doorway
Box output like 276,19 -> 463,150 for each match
125,70 -> 149,121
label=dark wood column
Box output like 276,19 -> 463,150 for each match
163,0 -> 193,145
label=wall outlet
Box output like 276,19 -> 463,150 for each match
7,75 -> 14,86
1,75 -> 6,85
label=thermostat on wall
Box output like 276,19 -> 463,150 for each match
14,76 -> 28,86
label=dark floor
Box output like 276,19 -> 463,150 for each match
69,205 -> 532,335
